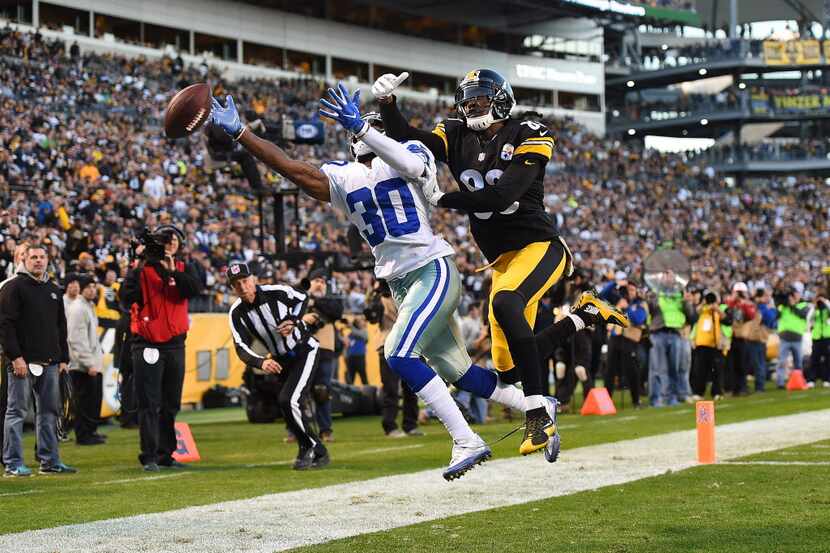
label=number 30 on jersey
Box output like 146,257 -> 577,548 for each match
345,177 -> 420,246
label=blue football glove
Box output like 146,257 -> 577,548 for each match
210,95 -> 243,138
319,83 -> 366,135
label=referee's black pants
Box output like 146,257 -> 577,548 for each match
133,345 -> 185,466
277,345 -> 325,455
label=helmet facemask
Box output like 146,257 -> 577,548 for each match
459,96 -> 497,132
350,113 -> 384,161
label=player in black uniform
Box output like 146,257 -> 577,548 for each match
375,69 -> 629,456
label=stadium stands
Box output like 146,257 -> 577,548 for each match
1,26 -> 828,317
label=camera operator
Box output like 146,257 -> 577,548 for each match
775,282 -> 810,388
690,291 -> 728,399
301,268 -> 344,443
367,280 -> 421,438
724,282 -> 757,396
120,226 -> 202,471
227,263 -> 329,470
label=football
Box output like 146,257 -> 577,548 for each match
164,82 -> 212,139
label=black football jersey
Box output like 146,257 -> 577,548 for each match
431,117 -> 559,262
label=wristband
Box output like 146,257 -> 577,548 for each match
233,125 -> 248,142
352,121 -> 369,139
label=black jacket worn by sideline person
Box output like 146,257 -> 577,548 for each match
119,258 -> 201,468
0,268 -> 69,366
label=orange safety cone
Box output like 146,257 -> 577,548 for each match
786,369 -> 809,391
696,401 -> 716,464
172,422 -> 201,463
580,387 -> 617,416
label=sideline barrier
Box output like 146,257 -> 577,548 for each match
99,313 -> 385,416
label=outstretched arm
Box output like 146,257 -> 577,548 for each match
372,72 -> 448,162
210,96 -> 330,202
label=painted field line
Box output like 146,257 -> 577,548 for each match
721,461 -> 830,466
0,489 -> 43,498
2,409 -> 829,553
245,444 -> 425,468
92,473 -> 191,486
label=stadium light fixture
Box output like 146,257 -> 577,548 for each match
661,44 -> 668,51
698,68 -> 707,76
700,119 -> 709,126
738,82 -> 746,90
628,129 -> 636,135
626,80 -> 635,88
612,109 -> 620,117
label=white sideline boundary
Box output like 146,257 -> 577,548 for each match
2,409 -> 829,553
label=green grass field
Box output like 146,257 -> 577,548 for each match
1,387 -> 828,544
293,438 -> 830,553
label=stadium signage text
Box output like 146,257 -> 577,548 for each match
515,64 -> 598,85
561,0 -> 646,17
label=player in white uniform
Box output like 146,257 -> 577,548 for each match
210,84 -> 556,479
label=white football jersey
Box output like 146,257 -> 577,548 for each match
322,140 -> 454,280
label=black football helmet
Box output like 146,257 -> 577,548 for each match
454,69 -> 515,131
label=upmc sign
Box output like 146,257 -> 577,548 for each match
515,64 -> 599,86
508,57 -> 604,95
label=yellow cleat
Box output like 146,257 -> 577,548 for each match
572,290 -> 631,328
519,410 -> 556,456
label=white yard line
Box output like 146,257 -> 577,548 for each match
92,473 -> 191,486
244,444 -> 426,468
2,409 -> 829,553
721,461 -> 830,466
0,489 -> 43,498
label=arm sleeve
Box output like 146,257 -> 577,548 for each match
437,156 -> 540,212
67,304 -> 95,370
0,281 -> 23,360
379,97 -> 448,162
359,127 -> 426,179
228,305 -> 265,368
172,262 -> 203,299
120,269 -> 142,310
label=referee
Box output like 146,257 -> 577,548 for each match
227,263 -> 329,470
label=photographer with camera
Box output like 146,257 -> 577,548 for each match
366,280 -> 422,438
301,268 -> 344,443
690,291 -> 729,400
724,282 -> 757,396
227,263 -> 329,470
775,281 -> 810,388
120,226 -> 202,471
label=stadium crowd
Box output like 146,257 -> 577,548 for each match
1,28 -> 830,418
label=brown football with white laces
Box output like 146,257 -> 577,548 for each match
164,82 -> 211,139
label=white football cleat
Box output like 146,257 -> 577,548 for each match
543,396 -> 562,463
442,434 -> 491,481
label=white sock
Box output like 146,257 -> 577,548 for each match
489,382 -> 527,411
417,376 -> 475,443
525,394 -> 547,412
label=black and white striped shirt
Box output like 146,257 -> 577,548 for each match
228,284 -> 317,367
